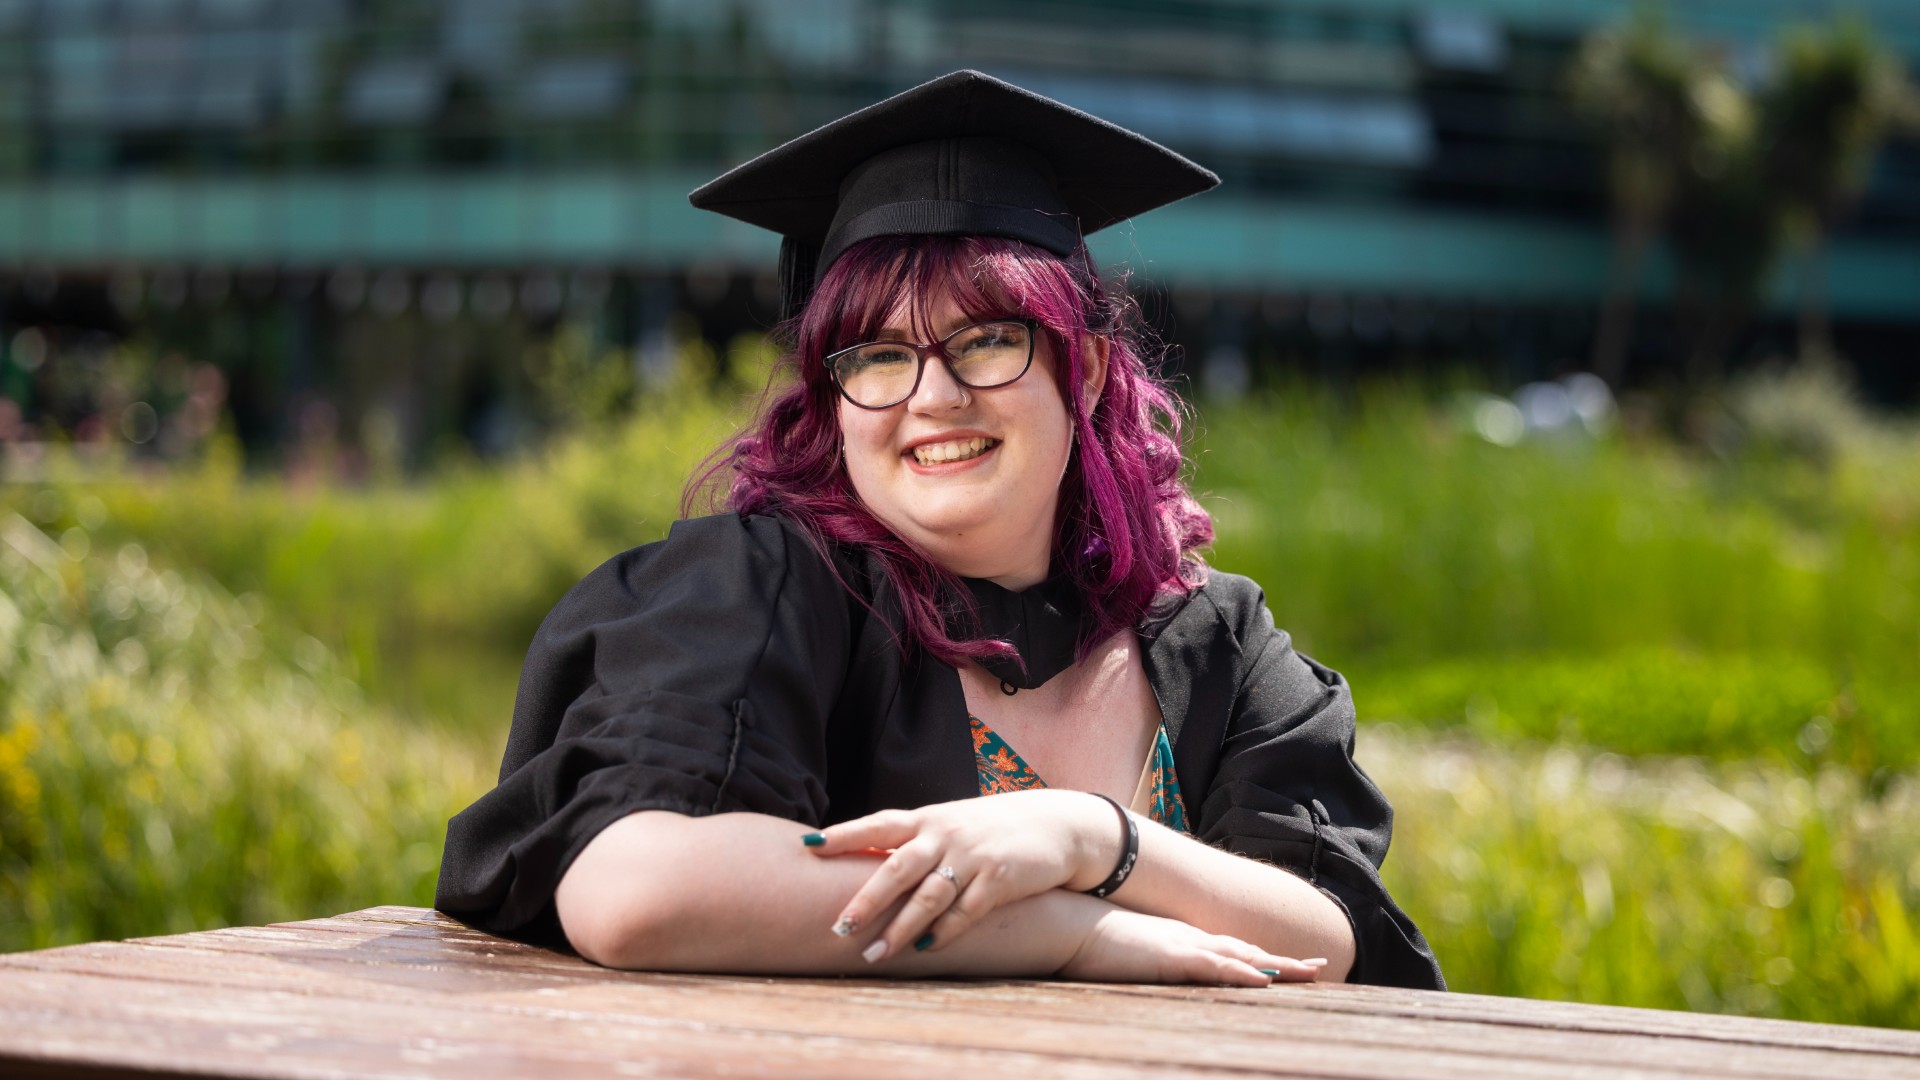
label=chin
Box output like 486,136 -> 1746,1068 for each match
901,507 -> 1000,546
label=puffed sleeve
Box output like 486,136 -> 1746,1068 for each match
1192,577 -> 1446,990
435,513 -> 852,941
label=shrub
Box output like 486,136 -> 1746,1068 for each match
0,513 -> 491,950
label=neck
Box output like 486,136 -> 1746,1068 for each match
931,508 -> 1057,592
930,538 -> 1049,591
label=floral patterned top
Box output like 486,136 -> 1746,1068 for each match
970,714 -> 1191,834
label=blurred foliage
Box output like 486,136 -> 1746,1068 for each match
1197,378 -> 1920,772
1373,727 -> 1919,1027
1570,7 -> 1735,381
0,512 -> 491,952
1765,18 -> 1920,238
9,369 -> 1917,762
3,370 -> 1917,1025
1571,10 -> 1919,380
28,395 -> 739,732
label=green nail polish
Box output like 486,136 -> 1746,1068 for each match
913,933 -> 935,951
1257,968 -> 1281,977
801,832 -> 826,847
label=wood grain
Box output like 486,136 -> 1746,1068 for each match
1,907 -> 1914,1080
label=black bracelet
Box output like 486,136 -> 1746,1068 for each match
1083,793 -> 1139,899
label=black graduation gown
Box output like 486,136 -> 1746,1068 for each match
435,512 -> 1445,990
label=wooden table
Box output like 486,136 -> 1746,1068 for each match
2,907 -> 1915,1079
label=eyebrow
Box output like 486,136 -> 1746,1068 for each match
872,315 -> 999,341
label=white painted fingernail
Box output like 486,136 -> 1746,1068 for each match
1302,957 -> 1328,966
862,939 -> 889,964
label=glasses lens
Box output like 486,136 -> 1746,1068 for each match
829,321 -> 1035,408
832,344 -> 920,408
945,321 -> 1032,388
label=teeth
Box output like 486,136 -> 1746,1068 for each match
912,437 -> 996,465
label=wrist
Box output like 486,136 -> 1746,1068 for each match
1042,889 -> 1113,977
1065,791 -> 1128,893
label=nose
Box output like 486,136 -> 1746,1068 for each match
906,353 -> 970,414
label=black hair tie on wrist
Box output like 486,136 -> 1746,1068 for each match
1084,793 -> 1139,899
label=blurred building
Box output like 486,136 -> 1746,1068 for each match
0,0 -> 1916,466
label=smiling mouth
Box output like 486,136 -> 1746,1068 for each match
911,436 -> 999,466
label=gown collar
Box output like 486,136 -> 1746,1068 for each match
959,574 -> 1091,690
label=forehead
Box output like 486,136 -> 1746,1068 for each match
868,272 -> 1022,341
876,290 -> 970,337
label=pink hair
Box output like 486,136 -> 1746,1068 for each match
685,234 -> 1212,668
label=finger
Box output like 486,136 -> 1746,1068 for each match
1190,950 -> 1270,988
915,874 -> 998,952
871,865 -> 963,962
1209,936 -> 1324,984
830,839 -> 942,940
803,809 -> 920,856
1260,957 -> 1326,983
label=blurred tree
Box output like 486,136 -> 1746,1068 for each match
1570,10 -> 1710,386
1668,68 -> 1775,388
1757,20 -> 1918,363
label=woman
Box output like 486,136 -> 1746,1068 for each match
437,71 -> 1443,990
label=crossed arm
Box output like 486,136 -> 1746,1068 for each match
555,789 -> 1355,984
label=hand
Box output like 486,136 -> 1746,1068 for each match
804,789 -> 1119,962
1059,907 -> 1328,987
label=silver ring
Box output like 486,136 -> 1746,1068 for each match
936,865 -> 957,884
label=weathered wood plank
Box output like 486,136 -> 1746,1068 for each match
3,907 -> 1916,1080
0,968 -> 1196,1080
97,909 -> 1920,1060
0,964 -> 1792,1080
258,909 -> 1920,1056
13,942 -> 1907,1080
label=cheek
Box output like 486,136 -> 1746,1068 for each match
837,404 -> 874,455
835,406 -> 892,490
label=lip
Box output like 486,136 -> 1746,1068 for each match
901,430 -> 1000,473
901,429 -> 997,453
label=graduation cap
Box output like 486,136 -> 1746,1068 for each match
689,70 -> 1219,318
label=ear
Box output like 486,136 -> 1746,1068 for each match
1079,333 -> 1111,413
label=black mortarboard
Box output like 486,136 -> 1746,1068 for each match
689,70 -> 1219,318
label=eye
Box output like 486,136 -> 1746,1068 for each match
839,345 -> 914,373
954,322 -> 1029,353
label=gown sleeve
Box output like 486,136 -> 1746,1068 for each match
1191,577 -> 1446,990
434,513 -> 852,942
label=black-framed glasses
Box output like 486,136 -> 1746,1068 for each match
827,319 -> 1037,410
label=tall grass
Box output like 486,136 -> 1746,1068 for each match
20,375 -> 1911,766
3,516 -> 1912,1023
1370,727 -> 1920,1027
1198,383 -> 1919,673
1195,382 -> 1920,770
5,371 -> 1918,1025
14,400 -> 741,734
0,513 -> 491,951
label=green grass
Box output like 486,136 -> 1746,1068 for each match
1370,726 -> 1920,1027
4,370 -> 1917,1026
1198,385 -> 1919,673
0,512 -> 492,951
1347,648 -> 1907,775
11,399 -> 741,736
1196,382 -> 1920,771
3,517 -> 1911,1023
12,377 -> 1915,767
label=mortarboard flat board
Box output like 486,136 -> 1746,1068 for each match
689,70 -> 1218,318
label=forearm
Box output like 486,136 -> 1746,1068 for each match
1096,813 -> 1356,981
556,809 -> 1104,976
